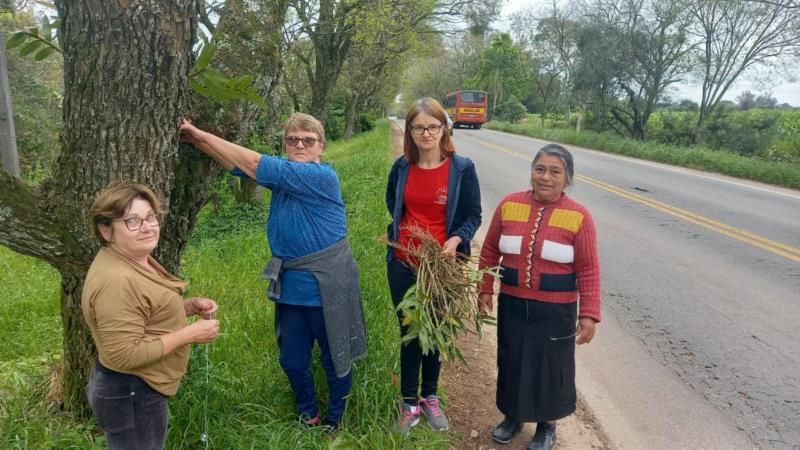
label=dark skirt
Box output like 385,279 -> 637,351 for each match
496,293 -> 577,422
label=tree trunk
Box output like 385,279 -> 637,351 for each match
0,33 -> 20,177
0,0 -> 201,414
693,109 -> 708,144
343,93 -> 357,140
310,57 -> 345,127
566,102 -> 571,129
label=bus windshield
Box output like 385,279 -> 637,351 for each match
459,91 -> 486,103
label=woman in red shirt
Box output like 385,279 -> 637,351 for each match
385,98 -> 482,434
478,144 -> 601,450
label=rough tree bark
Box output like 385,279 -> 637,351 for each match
0,0 -> 214,415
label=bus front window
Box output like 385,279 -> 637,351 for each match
460,91 -> 486,103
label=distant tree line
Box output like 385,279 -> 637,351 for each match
402,0 -> 799,152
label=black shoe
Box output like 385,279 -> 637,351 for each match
322,417 -> 340,431
527,421 -> 557,450
491,416 -> 523,444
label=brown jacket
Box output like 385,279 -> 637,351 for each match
82,246 -> 189,396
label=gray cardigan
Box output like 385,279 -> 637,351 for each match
262,238 -> 367,378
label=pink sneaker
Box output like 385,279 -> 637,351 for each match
419,395 -> 449,431
394,403 -> 420,434
303,414 -> 321,426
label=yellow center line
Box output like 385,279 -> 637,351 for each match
459,133 -> 800,263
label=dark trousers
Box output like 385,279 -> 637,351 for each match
87,361 -> 168,450
277,303 -> 353,424
387,257 -> 442,403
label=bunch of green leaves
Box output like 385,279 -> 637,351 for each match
189,35 -> 266,108
5,18 -> 265,109
390,228 -> 498,363
5,14 -> 60,61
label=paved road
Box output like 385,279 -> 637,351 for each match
450,127 -> 800,449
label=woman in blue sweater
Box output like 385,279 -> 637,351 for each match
180,114 -> 366,430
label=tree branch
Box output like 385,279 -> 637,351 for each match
0,172 -> 76,269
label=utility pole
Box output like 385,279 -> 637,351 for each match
0,33 -> 20,178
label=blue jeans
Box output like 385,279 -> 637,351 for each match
87,361 -> 168,450
277,304 -> 353,425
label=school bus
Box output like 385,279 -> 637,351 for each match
443,90 -> 488,129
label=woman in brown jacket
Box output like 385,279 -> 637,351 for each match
82,182 -> 220,450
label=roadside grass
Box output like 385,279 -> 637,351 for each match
0,120 -> 452,449
484,120 -> 800,190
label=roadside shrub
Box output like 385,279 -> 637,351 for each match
359,111 -> 377,132
764,135 -> 800,163
494,96 -> 527,123
648,111 -> 695,147
701,110 -> 779,155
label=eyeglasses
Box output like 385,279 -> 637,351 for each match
410,124 -> 443,136
115,213 -> 162,231
285,136 -> 323,147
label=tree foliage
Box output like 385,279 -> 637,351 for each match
689,0 -> 800,139
571,0 -> 694,139
476,33 -> 526,115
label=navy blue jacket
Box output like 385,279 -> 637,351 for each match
386,153 -> 482,261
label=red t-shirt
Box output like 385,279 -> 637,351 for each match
397,158 -> 451,263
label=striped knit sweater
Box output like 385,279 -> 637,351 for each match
479,191 -> 601,322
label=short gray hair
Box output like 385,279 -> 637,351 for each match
532,144 -> 574,187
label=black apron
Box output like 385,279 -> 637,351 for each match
496,293 -> 578,422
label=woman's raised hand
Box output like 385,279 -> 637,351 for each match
179,118 -> 204,146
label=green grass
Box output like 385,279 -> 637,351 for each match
0,121 -> 452,449
485,120 -> 800,190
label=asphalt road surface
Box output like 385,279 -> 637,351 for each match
450,126 -> 800,449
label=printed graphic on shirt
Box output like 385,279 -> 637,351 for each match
501,202 -> 531,223
499,234 -> 523,255
541,239 -> 574,263
548,209 -> 584,233
434,187 -> 448,205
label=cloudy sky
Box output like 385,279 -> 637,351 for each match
498,0 -> 800,106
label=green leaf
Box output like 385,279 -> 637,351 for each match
42,16 -> 51,40
51,18 -> 62,47
227,75 -> 253,91
34,46 -> 56,61
6,32 -> 28,49
19,39 -> 44,56
193,40 -> 216,73
26,26 -> 39,38
189,77 -> 214,98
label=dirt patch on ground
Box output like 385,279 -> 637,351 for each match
388,122 -> 608,449
390,120 -> 404,158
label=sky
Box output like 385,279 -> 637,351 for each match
498,0 -> 800,106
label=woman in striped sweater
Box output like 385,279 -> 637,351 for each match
478,144 -> 601,450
